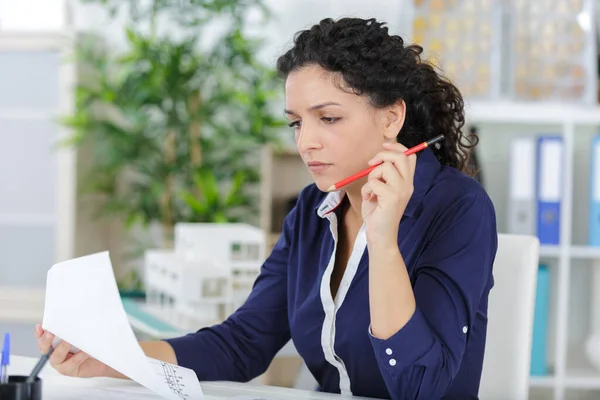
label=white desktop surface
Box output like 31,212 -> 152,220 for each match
7,355 -> 374,399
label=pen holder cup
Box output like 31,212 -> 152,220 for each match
0,376 -> 42,400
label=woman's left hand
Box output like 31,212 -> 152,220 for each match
361,142 -> 417,246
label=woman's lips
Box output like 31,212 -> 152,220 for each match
307,161 -> 332,173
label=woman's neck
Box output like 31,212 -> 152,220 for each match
340,180 -> 365,226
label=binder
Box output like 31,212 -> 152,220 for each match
530,264 -> 550,376
536,136 -> 563,245
589,135 -> 600,246
508,137 -> 536,235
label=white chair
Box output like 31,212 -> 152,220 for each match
480,233 -> 540,400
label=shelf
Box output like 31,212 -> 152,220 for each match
564,362 -> 600,389
530,375 -> 556,388
465,100 -> 600,125
570,246 -> 600,259
540,246 -> 561,257
564,376 -> 600,390
537,245 -> 600,260
529,375 -> 600,389
260,144 -> 312,236
528,370 -> 600,390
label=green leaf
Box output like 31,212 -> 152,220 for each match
193,168 -> 220,206
180,190 -> 209,216
224,171 -> 247,207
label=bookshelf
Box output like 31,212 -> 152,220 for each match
468,100 -> 600,400
259,144 -> 313,251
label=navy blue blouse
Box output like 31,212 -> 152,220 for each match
166,148 -> 498,399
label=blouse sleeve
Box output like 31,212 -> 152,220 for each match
368,191 -> 497,399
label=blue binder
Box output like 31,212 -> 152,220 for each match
589,135 -> 600,246
530,264 -> 550,376
536,136 -> 563,245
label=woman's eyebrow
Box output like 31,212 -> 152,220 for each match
284,101 -> 343,115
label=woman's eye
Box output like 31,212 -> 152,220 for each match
288,120 -> 301,128
322,117 -> 340,124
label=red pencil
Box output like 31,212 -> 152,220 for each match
326,134 -> 444,192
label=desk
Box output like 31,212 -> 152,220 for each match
7,355 -> 373,400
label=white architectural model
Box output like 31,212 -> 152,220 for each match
143,223 -> 266,330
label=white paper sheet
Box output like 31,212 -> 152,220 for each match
41,251 -> 204,400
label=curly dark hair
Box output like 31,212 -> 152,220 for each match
276,17 -> 478,174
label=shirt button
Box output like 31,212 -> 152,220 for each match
462,326 -> 468,334
385,348 -> 393,355
389,359 -> 396,366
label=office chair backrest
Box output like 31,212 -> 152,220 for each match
479,233 -> 540,400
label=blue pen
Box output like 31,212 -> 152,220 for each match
1,332 -> 9,384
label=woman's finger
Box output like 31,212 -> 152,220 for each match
61,351 -> 90,376
368,162 -> 402,188
365,178 -> 395,200
362,180 -> 373,201
49,339 -> 72,366
34,324 -> 43,338
382,142 -> 409,152
368,150 -> 416,179
38,331 -> 54,354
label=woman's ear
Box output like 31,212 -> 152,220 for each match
383,100 -> 406,141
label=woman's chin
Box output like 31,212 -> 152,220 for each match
313,179 -> 334,193
312,177 -> 364,194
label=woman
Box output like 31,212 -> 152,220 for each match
35,17 -> 497,400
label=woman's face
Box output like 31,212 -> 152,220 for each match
284,64 -> 404,193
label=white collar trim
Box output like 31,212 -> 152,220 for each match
316,190 -> 346,218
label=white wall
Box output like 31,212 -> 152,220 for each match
66,0 -> 411,67
0,0 -> 66,30
257,0 -> 411,66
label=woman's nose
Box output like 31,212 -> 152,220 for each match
296,126 -> 321,153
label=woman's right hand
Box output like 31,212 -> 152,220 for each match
34,324 -> 112,378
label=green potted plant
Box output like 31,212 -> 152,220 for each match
61,0 -> 286,296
